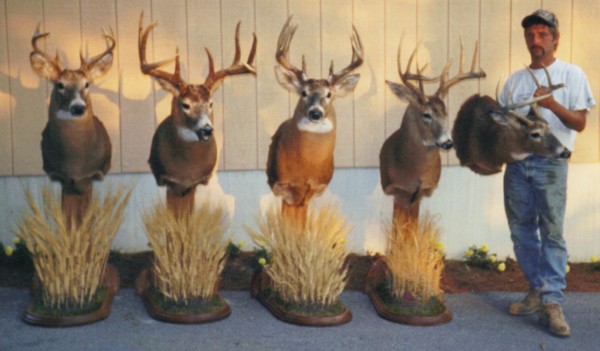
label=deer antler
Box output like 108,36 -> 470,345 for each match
525,64 -> 565,92
275,16 -> 307,82
435,34 -> 486,98
30,23 -> 62,73
203,21 -> 257,92
397,38 -> 439,103
328,25 -> 364,83
80,28 -> 116,71
497,65 -> 563,112
138,12 -> 184,90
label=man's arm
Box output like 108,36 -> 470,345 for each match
534,87 -> 587,132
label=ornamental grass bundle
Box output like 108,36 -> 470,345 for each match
383,213 -> 444,305
16,186 -> 131,309
249,203 -> 351,308
143,201 -> 228,305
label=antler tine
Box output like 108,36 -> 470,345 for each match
525,64 -> 565,92
81,27 -> 116,70
204,21 -> 257,92
396,38 -> 437,102
275,16 -> 305,81
138,12 -> 182,87
31,23 -> 61,67
328,25 -> 364,83
435,38 -> 486,98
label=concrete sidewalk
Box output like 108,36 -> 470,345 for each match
1,288 -> 598,351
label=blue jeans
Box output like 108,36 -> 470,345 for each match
504,155 -> 568,305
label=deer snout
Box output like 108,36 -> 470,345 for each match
439,139 -> 453,150
70,104 -> 86,116
308,108 -> 323,122
195,124 -> 213,143
559,149 -> 571,159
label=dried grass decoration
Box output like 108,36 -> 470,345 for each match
141,200 -> 230,322
249,202 -> 352,324
367,212 -> 451,325
16,186 -> 130,323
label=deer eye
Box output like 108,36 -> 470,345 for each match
301,90 -> 308,98
84,82 -> 90,89
422,113 -> 432,122
327,91 -> 332,98
529,132 -> 542,140
181,103 -> 191,110
56,82 -> 65,90
209,101 -> 213,108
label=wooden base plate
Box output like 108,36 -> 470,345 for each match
365,259 -> 453,326
135,267 -> 230,324
22,264 -> 120,327
251,270 -> 352,327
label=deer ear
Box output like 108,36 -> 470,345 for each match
152,76 -> 181,97
274,65 -> 303,94
488,110 -> 510,126
84,53 -> 113,82
333,73 -> 360,97
386,81 -> 420,106
30,52 -> 62,81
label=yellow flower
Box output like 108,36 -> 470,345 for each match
591,255 -> 599,263
4,246 -> 14,257
566,264 -> 571,274
436,242 -> 445,251
465,249 -> 474,258
12,237 -> 20,245
480,244 -> 489,253
258,257 -> 267,266
489,254 -> 497,263
497,262 -> 506,272
237,240 -> 245,248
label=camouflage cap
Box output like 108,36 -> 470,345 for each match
522,9 -> 559,29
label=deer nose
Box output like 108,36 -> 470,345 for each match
70,105 -> 86,116
196,125 -> 213,143
439,140 -> 453,150
559,149 -> 571,159
308,109 -> 323,121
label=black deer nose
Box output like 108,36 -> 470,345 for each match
196,125 -> 213,142
308,110 -> 323,121
559,149 -> 571,159
439,140 -> 453,150
70,105 -> 86,116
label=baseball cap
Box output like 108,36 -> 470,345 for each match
522,9 -> 559,29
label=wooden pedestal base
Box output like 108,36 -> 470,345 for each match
365,259 -> 452,326
251,270 -> 352,327
135,267 -> 230,324
23,264 -> 120,327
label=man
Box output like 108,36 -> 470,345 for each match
499,9 -> 595,337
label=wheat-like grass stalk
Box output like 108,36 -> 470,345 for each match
248,203 -> 351,308
383,212 -> 444,305
16,186 -> 131,309
143,201 -> 228,305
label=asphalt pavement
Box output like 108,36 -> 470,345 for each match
1,288 -> 598,351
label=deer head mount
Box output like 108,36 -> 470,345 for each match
453,66 -> 569,175
267,16 -> 363,225
30,24 -> 114,196
380,36 -> 485,215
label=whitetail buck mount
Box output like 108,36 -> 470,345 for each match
380,37 -> 485,223
267,16 -> 363,224
138,13 -> 256,215
452,66 -> 570,175
30,24 -> 115,223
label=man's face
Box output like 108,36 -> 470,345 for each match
524,24 -> 558,61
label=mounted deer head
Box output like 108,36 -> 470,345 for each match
453,66 -> 569,175
139,12 -> 257,217
30,24 -> 115,224
267,16 -> 363,225
380,36 -> 485,225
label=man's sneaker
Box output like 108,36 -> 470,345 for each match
508,289 -> 541,316
539,303 -> 570,337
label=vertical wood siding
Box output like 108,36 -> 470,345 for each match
1,0 -> 598,176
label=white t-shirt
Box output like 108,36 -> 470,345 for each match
499,59 -> 595,151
